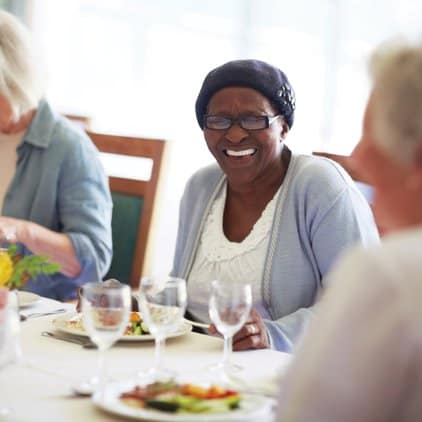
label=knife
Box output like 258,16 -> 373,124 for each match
41,331 -> 97,349
183,318 -> 210,329
21,308 -> 67,321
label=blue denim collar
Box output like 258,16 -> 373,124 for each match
22,99 -> 56,149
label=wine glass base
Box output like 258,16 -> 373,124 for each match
200,363 -> 248,390
72,376 -> 100,396
207,361 -> 243,374
137,366 -> 176,383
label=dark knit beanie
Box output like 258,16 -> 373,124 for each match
195,59 -> 296,129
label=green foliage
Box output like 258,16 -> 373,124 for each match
6,245 -> 61,289
7,244 -> 17,256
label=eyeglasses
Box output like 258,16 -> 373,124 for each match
204,114 -> 280,131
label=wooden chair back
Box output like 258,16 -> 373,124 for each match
86,131 -> 166,288
63,114 -> 92,130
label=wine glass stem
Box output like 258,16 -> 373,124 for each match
154,336 -> 165,371
98,347 -> 107,398
222,335 -> 233,368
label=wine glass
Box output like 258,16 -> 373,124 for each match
209,280 -> 252,374
137,276 -> 187,381
0,288 -> 21,416
80,282 -> 131,398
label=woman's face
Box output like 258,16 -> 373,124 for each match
204,87 -> 288,188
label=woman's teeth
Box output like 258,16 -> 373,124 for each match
225,148 -> 257,157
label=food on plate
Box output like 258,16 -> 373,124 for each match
64,311 -> 149,336
120,380 -> 241,413
127,311 -> 149,335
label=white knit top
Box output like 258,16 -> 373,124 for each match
187,183 -> 282,324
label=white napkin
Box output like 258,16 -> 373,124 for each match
19,295 -> 74,318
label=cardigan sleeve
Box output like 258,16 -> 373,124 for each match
264,161 -> 380,352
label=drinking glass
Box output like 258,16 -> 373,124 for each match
0,289 -> 21,416
80,282 -> 131,397
138,276 -> 187,381
209,280 -> 252,373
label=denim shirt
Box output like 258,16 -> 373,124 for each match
2,100 -> 112,300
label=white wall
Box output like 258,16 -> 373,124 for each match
28,0 -> 422,278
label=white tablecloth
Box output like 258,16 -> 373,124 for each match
0,297 -> 291,421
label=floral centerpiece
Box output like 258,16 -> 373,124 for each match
0,245 -> 60,289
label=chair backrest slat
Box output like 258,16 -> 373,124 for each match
86,130 -> 166,288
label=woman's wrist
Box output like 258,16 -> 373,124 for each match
15,219 -> 30,246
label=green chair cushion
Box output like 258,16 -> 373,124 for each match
106,192 -> 143,284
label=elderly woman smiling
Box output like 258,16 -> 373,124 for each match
171,59 -> 379,352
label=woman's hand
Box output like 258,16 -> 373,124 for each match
208,307 -> 270,350
0,216 -> 82,277
0,216 -> 20,243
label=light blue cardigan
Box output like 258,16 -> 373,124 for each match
171,153 -> 379,352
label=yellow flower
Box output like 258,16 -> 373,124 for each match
0,251 -> 13,287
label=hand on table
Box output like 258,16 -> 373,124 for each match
208,307 -> 270,350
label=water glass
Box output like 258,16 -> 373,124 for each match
138,276 -> 187,380
81,282 -> 131,396
209,280 -> 252,373
0,288 -> 21,416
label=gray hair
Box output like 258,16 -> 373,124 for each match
369,39 -> 422,164
0,10 -> 44,121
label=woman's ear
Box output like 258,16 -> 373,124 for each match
281,122 -> 289,140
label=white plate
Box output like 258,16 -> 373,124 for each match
52,313 -> 192,342
92,380 -> 273,421
17,291 -> 41,308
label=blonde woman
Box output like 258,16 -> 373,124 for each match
0,11 -> 112,301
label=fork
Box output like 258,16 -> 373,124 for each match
20,308 -> 67,321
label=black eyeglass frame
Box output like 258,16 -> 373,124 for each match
203,114 -> 281,131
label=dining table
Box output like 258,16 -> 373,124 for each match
0,295 -> 292,421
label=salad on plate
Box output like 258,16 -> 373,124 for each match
120,380 -> 241,414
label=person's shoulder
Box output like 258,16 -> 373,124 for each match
374,227 -> 422,261
34,103 -> 103,175
318,230 -> 422,338
330,227 -> 422,288
351,227 -> 422,261
184,162 -> 223,190
292,153 -> 352,186
32,101 -> 95,155
51,115 -> 94,153
288,154 -> 360,204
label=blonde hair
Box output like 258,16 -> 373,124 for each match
0,10 -> 43,121
369,38 -> 422,164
